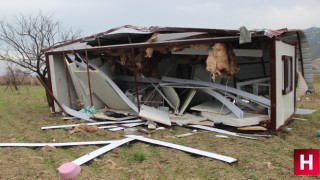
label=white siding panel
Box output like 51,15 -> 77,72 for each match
275,41 -> 295,129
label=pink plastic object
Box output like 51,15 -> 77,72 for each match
57,162 -> 81,179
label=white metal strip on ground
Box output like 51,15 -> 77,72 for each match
188,125 -> 237,136
98,125 -> 118,129
41,119 -> 143,130
103,122 -> 145,131
0,141 -> 118,147
162,77 -> 270,106
126,135 -> 237,163
189,125 -> 256,140
72,138 -> 134,166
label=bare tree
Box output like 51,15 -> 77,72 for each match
0,11 -> 81,105
3,62 -> 31,93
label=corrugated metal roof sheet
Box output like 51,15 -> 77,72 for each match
282,32 -> 314,92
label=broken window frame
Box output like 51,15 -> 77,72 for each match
282,55 -> 293,95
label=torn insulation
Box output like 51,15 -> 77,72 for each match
206,43 -> 238,80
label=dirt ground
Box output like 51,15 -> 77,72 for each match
0,76 -> 319,179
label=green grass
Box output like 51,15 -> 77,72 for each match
0,77 -> 319,179
131,151 -> 145,163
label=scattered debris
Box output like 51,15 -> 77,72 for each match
215,135 -> 229,139
156,127 -> 165,131
189,125 -> 257,139
139,105 -> 171,126
99,122 -> 145,131
4,25 -> 315,178
236,133 -> 272,138
191,120 -> 215,127
41,119 -> 143,130
237,126 -> 267,131
191,100 -> 231,115
170,113 -> 207,125
79,105 -> 96,115
192,129 -> 197,133
69,124 -> 99,133
264,161 -> 274,169
145,120 -> 157,129
62,117 -> 76,120
161,77 -> 270,107
124,128 -> 139,135
62,104 -> 95,122
90,112 -> 137,121
106,123 -> 151,134
201,111 -> 269,127
175,132 -> 196,138
282,127 -> 292,133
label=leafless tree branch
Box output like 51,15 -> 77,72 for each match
0,11 -> 82,82
0,11 -> 81,105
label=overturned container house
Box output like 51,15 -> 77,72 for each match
45,25 -> 313,130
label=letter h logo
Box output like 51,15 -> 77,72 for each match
294,149 -> 320,175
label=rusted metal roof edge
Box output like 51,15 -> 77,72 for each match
43,25 -> 240,52
46,35 -> 266,55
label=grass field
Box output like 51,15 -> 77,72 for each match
0,76 -> 319,179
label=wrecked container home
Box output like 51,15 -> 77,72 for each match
45,25 -> 313,130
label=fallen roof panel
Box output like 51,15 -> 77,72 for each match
201,111 -> 269,127
139,105 -> 171,126
80,56 -> 139,113
74,70 -> 133,111
190,100 -> 231,114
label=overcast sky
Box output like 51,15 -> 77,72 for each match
0,0 -> 319,36
0,0 -> 320,74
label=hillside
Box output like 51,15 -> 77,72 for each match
304,27 -> 320,59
